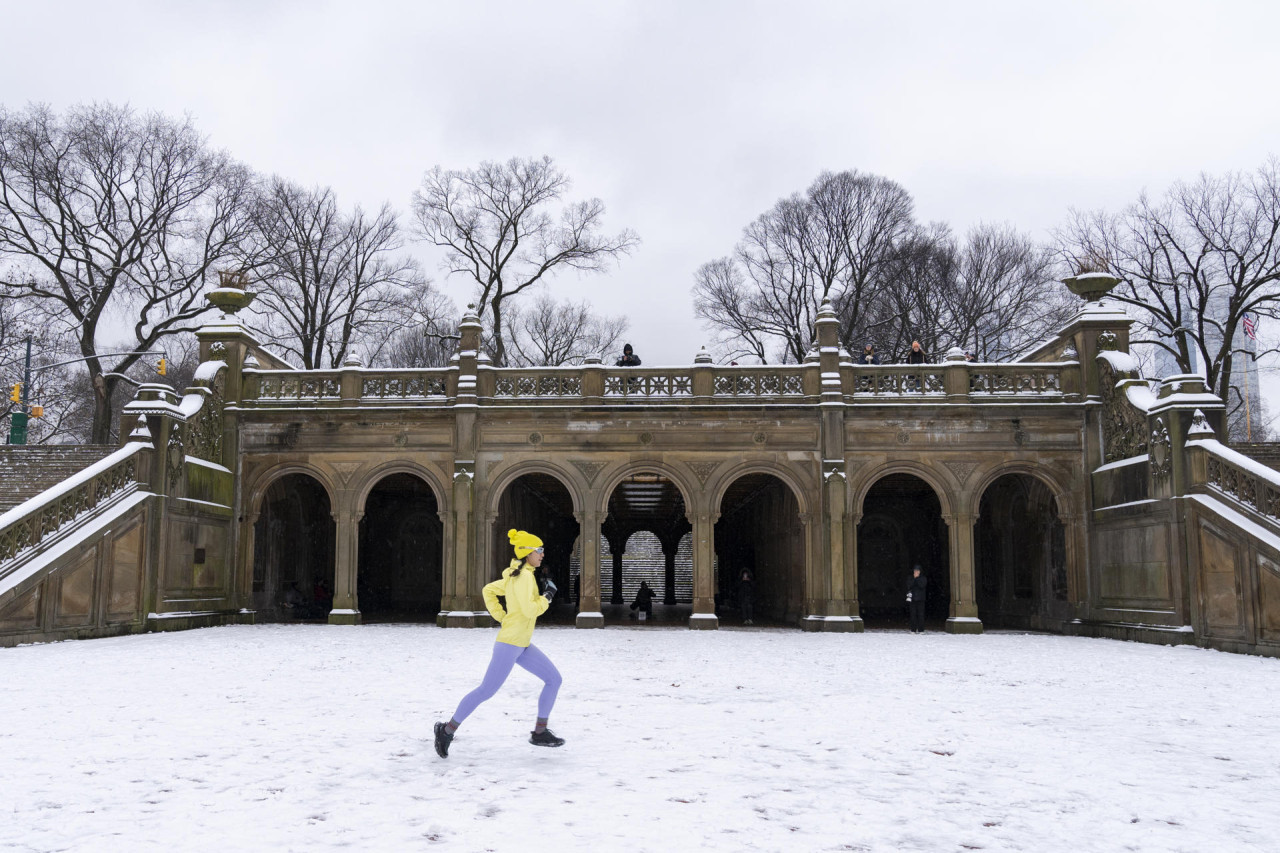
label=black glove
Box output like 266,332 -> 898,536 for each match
542,579 -> 558,601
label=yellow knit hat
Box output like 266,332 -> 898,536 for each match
508,529 -> 543,559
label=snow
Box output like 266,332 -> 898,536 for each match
0,443 -> 147,531
1183,493 -> 1280,553
2,625 -> 1278,852
1188,438 -> 1280,485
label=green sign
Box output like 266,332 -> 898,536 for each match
8,411 -> 28,445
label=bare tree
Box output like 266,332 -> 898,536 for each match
0,102 -> 257,442
1058,158 -> 1280,408
380,283 -> 460,369
248,178 -> 424,369
694,169 -> 915,363
506,293 -> 628,366
945,224 -> 1071,361
411,156 -> 638,366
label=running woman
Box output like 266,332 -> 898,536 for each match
434,529 -> 565,758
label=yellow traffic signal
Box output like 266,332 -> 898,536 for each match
8,383 -> 19,403
157,357 -> 167,376
30,405 -> 43,418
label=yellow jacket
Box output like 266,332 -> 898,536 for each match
483,559 -> 549,647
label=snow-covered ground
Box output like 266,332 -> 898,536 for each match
2,626 -> 1279,853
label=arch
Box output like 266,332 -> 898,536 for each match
351,460 -> 450,516
595,462 -> 698,517
245,462 -> 339,522
714,469 -> 808,625
706,460 -> 814,518
358,472 -> 444,621
968,461 -> 1075,520
484,460 -> 585,517
851,461 -> 955,519
250,470 -> 335,621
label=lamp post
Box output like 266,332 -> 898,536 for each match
7,335 -> 32,445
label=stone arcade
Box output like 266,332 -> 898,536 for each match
2,275 -> 1279,656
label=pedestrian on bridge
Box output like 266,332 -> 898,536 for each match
434,529 -> 565,758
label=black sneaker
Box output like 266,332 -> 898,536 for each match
434,722 -> 454,758
529,729 -> 565,748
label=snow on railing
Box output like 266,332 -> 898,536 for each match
236,361 -> 1076,406
248,370 -> 342,401
362,370 -> 449,399
712,367 -> 806,397
849,366 -> 946,396
0,442 -> 148,574
1190,439 -> 1280,524
967,364 -> 1064,395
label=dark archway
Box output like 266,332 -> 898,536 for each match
857,473 -> 950,628
976,473 -> 1067,630
591,473 -> 691,623
715,473 -> 805,625
358,473 -> 443,621
252,473 -> 334,621
494,473 -> 579,622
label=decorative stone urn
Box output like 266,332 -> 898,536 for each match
1062,272 -> 1121,302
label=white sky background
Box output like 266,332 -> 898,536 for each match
3,0 -> 1279,410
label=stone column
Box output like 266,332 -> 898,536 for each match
329,506 -> 361,625
575,509 -> 603,628
944,512 -> 982,633
443,463 -> 476,628
610,539 -> 625,605
689,511 -> 719,629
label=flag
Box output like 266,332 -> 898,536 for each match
1243,313 -> 1258,340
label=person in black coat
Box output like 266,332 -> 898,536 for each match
615,343 -> 641,367
630,580 -> 655,619
737,569 -> 755,625
905,340 -> 927,391
908,565 -> 928,633
860,344 -> 880,365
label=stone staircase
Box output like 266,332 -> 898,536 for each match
1230,442 -> 1280,473
0,446 -> 120,513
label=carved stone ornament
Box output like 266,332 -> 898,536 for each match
528,432 -> 543,446
1098,361 -> 1148,463
570,459 -> 605,484
640,432 -> 654,445
188,372 -> 225,464
209,341 -> 228,360
944,460 -> 978,483
688,461 -> 719,484
330,462 -> 361,485
1149,416 -> 1173,480
1188,408 -> 1215,437
1097,330 -> 1119,352
752,431 -> 768,445
166,423 -> 185,490
394,431 -> 409,448
896,431 -> 910,445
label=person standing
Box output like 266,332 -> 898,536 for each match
615,343 -> 642,366
860,344 -> 880,365
905,340 -> 927,391
907,565 -> 928,633
434,529 -> 565,758
738,568 -> 755,625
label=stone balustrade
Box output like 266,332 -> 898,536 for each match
236,360 -> 1080,408
0,443 -> 146,574
1189,438 -> 1280,525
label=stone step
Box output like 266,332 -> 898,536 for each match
0,446 -> 120,513
1229,442 -> 1280,473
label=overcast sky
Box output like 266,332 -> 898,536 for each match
4,0 -> 1279,407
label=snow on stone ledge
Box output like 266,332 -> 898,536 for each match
0,443 -> 148,531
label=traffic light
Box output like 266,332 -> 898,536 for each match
157,357 -> 167,376
8,383 -> 19,403
30,405 -> 43,418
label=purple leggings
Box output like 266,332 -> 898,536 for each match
452,642 -> 562,723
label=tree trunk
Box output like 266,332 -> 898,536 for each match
491,298 -> 507,367
90,373 -> 116,445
